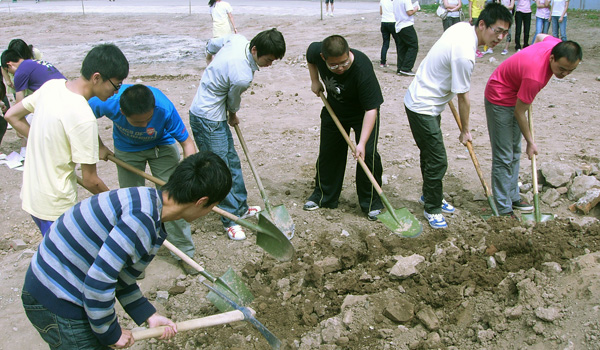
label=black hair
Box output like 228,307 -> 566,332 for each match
120,84 -> 155,117
551,41 -> 583,63
249,28 -> 286,60
208,0 -> 217,6
478,2 -> 514,28
80,43 -> 129,81
0,49 -> 22,69
8,39 -> 34,60
321,35 -> 350,59
162,151 -> 232,206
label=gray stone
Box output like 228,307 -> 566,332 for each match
477,329 -> 496,343
10,239 -> 27,251
156,291 -> 169,303
382,297 -> 415,323
320,317 -> 343,344
504,305 -> 523,319
568,175 -> 600,201
315,257 -> 342,274
540,162 -> 575,188
341,295 -> 368,310
389,254 -> 425,279
535,307 -> 561,322
416,306 -> 440,331
541,188 -> 561,205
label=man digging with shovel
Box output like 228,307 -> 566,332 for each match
189,28 -> 286,240
89,84 -> 200,276
484,34 -> 582,218
22,151 -> 232,350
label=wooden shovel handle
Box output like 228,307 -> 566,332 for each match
319,92 -> 384,195
162,240 -> 207,274
132,309 -> 253,341
106,155 -> 245,223
448,100 -> 493,197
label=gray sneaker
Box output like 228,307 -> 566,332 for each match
367,209 -> 382,221
303,201 -> 319,211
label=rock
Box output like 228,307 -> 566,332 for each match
541,188 -> 561,205
156,291 -> 169,303
315,257 -> 342,274
495,251 -> 507,265
542,262 -> 563,275
179,100 -> 186,106
320,317 -> 343,344
540,162 -> 575,188
382,297 -> 415,323
535,307 -> 561,322
299,331 -> 322,350
18,248 -> 36,259
477,329 -> 496,343
572,188 -> 600,214
10,239 -> 27,251
568,175 -> 600,201
341,295 -> 368,310
505,305 -> 523,319
424,332 -> 442,348
520,183 -> 532,193
389,254 -> 425,279
487,256 -> 497,269
557,186 -> 568,195
416,306 -> 440,331
168,285 -> 186,296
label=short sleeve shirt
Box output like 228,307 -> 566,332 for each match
13,59 -> 66,92
89,84 -> 189,152
306,42 -> 383,122
485,36 -> 561,106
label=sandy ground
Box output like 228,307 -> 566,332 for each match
1,1 -> 600,349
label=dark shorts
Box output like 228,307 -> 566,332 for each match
325,0 -> 334,3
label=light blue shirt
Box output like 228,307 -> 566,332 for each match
190,34 -> 259,121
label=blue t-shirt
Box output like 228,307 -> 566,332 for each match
13,59 -> 66,92
89,84 -> 189,152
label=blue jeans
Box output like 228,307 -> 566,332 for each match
485,99 -> 522,215
22,291 -> 108,350
189,113 -> 248,228
551,16 -> 567,41
32,216 -> 54,236
531,16 -> 550,45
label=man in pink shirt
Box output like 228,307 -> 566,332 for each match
484,34 -> 582,217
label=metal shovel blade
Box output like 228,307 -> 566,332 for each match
267,204 -> 295,240
255,212 -> 295,262
377,208 -> 423,238
207,268 -> 255,312
521,194 -> 555,223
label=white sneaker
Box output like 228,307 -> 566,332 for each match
240,205 -> 261,219
226,225 -> 246,240
424,211 -> 448,229
484,48 -> 493,55
501,49 -> 508,55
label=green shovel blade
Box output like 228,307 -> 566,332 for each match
206,268 -> 255,312
377,208 -> 423,238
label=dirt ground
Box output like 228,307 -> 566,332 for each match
1,2 -> 600,349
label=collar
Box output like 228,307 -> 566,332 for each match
246,43 -> 259,72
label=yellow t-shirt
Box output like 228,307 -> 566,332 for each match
21,79 -> 99,220
470,0 -> 487,19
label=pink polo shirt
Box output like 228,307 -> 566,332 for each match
485,36 -> 561,106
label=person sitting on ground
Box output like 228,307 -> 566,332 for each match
22,151 -> 232,350
5,43 -> 129,236
303,35 -> 385,221
189,28 -> 286,240
404,3 -> 513,229
89,83 -> 200,275
484,35 -> 582,218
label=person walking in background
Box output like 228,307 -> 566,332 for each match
379,0 -> 399,68
551,0 -> 569,41
484,35 -> 581,217
209,0 -> 237,38
441,0 -> 463,31
325,0 -> 335,17
469,0 -> 487,57
393,0 -> 420,76
531,0 -> 551,45
500,0 -> 515,55
514,0 -> 532,51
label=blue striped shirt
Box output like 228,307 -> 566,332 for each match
24,187 -> 167,346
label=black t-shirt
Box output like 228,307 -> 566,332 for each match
307,42 -> 383,122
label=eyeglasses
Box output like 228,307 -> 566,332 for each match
489,26 -> 509,36
327,58 -> 352,70
107,79 -> 122,91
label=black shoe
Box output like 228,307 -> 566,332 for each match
367,209 -> 382,221
512,200 -> 533,211
398,70 -> 416,76
178,260 -> 200,276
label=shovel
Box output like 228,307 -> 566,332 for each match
521,106 -> 554,222
107,154 -> 295,261
234,124 -> 295,239
448,100 -> 499,217
319,93 -> 422,237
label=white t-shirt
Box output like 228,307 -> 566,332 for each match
404,22 -> 476,116
394,0 -> 416,32
21,79 -> 99,220
210,1 -> 234,38
380,0 -> 396,23
551,0 -> 568,17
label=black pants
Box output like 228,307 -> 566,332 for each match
0,96 -> 10,146
308,107 -> 383,213
396,25 -> 419,72
514,11 -> 531,50
406,107 -> 447,214
380,22 -> 400,65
